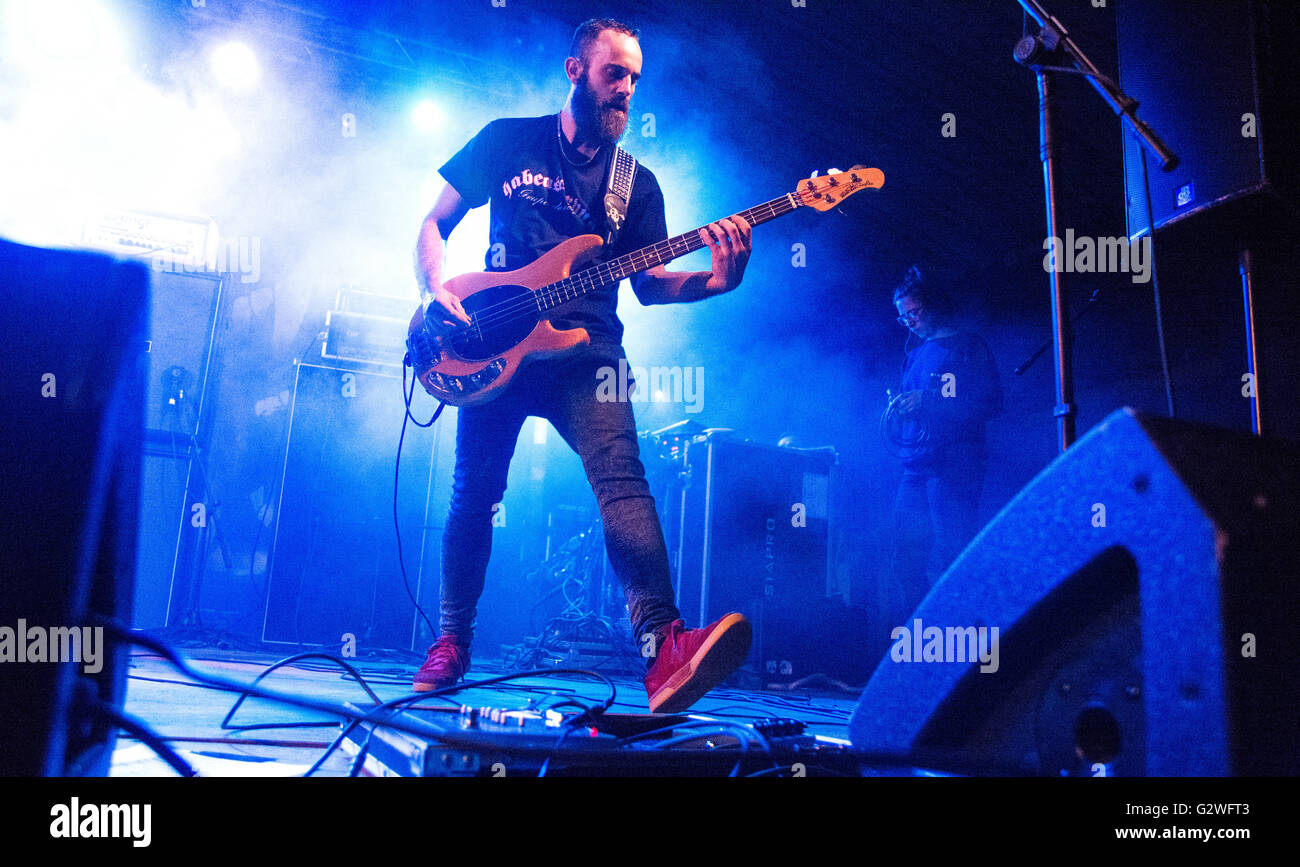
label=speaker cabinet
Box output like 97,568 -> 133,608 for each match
131,439 -> 205,629
1119,0 -> 1300,242
131,267 -> 223,630
849,408 -> 1299,776
0,239 -> 146,776
144,269 -> 223,439
262,363 -> 441,650
664,435 -> 842,683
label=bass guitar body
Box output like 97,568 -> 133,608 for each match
406,234 -> 604,407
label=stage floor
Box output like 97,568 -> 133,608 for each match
112,645 -> 861,776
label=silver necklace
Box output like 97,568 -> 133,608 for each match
557,114 -> 600,167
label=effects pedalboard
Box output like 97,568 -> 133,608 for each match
338,703 -> 861,777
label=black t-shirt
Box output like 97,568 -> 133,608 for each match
438,113 -> 668,355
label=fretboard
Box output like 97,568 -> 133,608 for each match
534,192 -> 802,312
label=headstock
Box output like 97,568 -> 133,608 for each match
795,165 -> 884,211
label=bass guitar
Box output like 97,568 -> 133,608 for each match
406,165 -> 884,406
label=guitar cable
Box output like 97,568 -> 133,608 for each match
395,356 -> 446,643
881,333 -> 932,458
880,390 -> 931,458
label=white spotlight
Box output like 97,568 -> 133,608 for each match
8,0 -> 127,72
210,41 -> 260,91
412,99 -> 442,131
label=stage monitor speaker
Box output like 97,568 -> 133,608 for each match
0,238 -> 146,776
144,268 -> 223,439
262,363 -> 441,651
1118,0 -> 1300,242
849,408 -> 1299,776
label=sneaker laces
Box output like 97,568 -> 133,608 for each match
654,619 -> 687,651
427,637 -> 467,666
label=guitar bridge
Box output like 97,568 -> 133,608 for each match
406,327 -> 441,370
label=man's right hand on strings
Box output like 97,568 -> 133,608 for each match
423,288 -> 472,335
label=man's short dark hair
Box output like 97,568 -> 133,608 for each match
569,18 -> 640,64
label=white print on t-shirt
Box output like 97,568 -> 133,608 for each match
502,167 -> 592,224
502,167 -> 563,196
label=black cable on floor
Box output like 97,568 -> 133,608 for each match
219,652 -> 384,733
94,699 -> 197,777
103,620 -> 623,767
304,665 -> 617,775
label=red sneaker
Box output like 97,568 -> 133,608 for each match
413,635 -> 471,692
644,613 -> 752,714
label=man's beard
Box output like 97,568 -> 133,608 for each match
573,70 -> 629,145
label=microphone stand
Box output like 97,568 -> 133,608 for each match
1014,287 -> 1101,376
1012,0 -> 1178,451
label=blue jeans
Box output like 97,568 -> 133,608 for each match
438,349 -> 680,651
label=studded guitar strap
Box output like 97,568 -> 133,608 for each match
602,145 -> 638,247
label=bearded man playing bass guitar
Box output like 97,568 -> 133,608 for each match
411,18 -> 754,712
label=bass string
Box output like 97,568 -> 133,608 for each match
459,198 -> 795,335
461,196 -> 795,327
456,241 -> 678,333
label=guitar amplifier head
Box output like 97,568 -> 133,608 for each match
322,310 -> 408,368
335,288 -> 418,320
